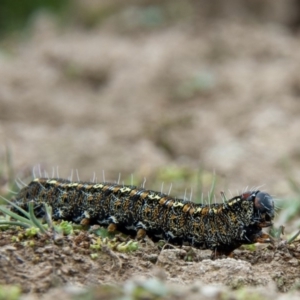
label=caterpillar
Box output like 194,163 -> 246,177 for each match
11,177 -> 275,257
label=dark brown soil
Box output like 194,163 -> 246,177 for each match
0,227 -> 300,299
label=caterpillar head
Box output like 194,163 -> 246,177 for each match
242,191 -> 275,227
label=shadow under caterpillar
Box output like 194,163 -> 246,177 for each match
12,178 -> 275,257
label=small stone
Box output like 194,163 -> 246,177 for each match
288,258 -> 299,266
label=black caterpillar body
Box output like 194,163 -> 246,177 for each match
12,178 -> 275,256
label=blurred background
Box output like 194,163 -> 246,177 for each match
1,0 -> 300,211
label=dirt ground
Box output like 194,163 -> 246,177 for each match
1,226 -> 300,299
1,0 -> 300,299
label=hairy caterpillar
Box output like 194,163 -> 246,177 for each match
12,177 -> 275,257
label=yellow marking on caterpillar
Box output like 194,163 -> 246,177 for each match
113,187 -> 120,193
183,204 -> 191,213
93,183 -> 104,189
167,200 -> 174,207
68,183 -> 79,187
228,199 -> 237,206
159,197 -> 168,205
201,207 -> 209,214
148,194 -> 161,200
114,200 -> 122,206
173,201 -> 184,207
144,206 -> 151,213
130,189 -> 138,196
87,194 -> 93,201
140,192 -> 149,199
189,207 -> 195,215
120,187 -> 131,193
47,179 -> 57,184
101,185 -> 111,191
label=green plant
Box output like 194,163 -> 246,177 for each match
0,285 -> 20,300
0,196 -> 75,237
0,197 -> 51,232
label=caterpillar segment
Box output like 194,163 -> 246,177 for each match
12,178 -> 275,257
